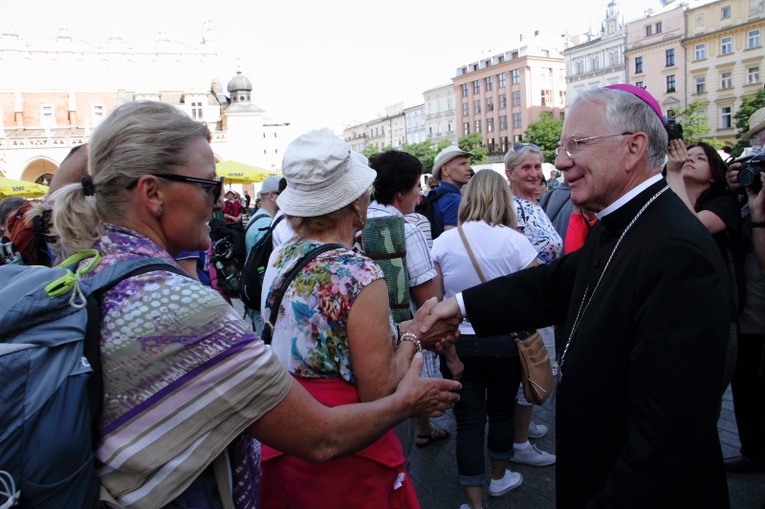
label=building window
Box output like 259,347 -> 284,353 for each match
635,80 -> 644,88
541,89 -> 552,106
475,120 -> 481,133
721,106 -> 732,128
666,49 -> 675,67
511,69 -> 520,84
486,97 -> 494,111
463,122 -> 470,135
721,5 -> 731,18
473,80 -> 480,94
474,100 -> 481,114
575,60 -> 584,74
748,66 -> 760,84
500,115 -> 508,130
635,56 -> 643,74
721,36 -> 733,55
485,76 -> 493,91
513,113 -> 522,129
656,22 -> 663,33
695,43 -> 706,60
646,25 -> 653,36
591,55 -> 600,70
92,105 -> 104,125
498,73 -> 506,87
721,71 -> 732,89
191,101 -> 203,120
499,93 -> 507,109
40,105 -> 55,128
512,91 -> 521,106
488,137 -> 495,153
487,117 -> 494,133
447,121 -> 452,132
461,83 -> 469,97
462,103 -> 469,117
695,76 -> 706,94
500,136 -> 509,153
666,75 -> 676,92
749,29 -> 761,49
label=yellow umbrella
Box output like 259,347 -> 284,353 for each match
0,176 -> 50,199
216,161 -> 274,184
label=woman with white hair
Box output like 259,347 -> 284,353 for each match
504,142 -> 561,467
47,103 -> 460,509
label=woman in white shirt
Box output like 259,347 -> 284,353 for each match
431,170 -> 538,509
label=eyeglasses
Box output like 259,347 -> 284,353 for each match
512,143 -> 541,152
125,173 -> 225,202
555,132 -> 634,158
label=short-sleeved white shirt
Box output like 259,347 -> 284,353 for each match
431,220 -> 537,335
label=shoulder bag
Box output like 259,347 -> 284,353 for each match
457,225 -> 553,405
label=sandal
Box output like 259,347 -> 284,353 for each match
415,428 -> 451,447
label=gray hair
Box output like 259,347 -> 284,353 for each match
51,101 -> 211,257
504,145 -> 543,171
571,88 -> 668,168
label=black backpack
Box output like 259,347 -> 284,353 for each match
240,215 -> 285,310
208,219 -> 247,298
414,189 -> 446,240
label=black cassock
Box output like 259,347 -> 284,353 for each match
464,178 -> 732,509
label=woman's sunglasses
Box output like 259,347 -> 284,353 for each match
126,173 -> 225,202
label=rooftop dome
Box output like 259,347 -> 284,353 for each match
227,70 -> 252,93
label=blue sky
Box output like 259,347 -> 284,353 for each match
2,0 -> 653,132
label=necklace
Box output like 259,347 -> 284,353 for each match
558,185 -> 669,381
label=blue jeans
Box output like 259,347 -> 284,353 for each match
454,333 -> 521,487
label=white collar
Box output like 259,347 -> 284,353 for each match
597,174 -> 663,219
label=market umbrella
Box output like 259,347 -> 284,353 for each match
216,161 -> 274,184
0,176 -> 50,199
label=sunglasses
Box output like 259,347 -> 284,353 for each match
126,173 -> 225,202
511,143 -> 541,152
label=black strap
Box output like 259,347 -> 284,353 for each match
261,243 -> 344,344
244,212 -> 273,235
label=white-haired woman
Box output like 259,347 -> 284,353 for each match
48,103 -> 460,509
504,143 -> 561,467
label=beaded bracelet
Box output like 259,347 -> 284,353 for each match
396,331 -> 422,352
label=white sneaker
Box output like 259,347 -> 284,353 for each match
527,422 -> 548,438
510,444 -> 556,466
488,469 -> 523,497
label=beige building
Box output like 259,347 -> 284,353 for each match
564,1 -> 627,101
625,2 -> 687,118
423,84 -> 457,144
453,33 -> 567,162
683,0 -> 765,145
0,25 -> 291,185
404,103 -> 427,145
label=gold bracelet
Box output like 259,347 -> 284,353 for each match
397,331 -> 422,352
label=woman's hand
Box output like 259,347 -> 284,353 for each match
405,297 -> 460,351
667,139 -> 687,174
396,353 -> 461,417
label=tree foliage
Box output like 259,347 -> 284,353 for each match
458,133 -> 489,165
732,88 -> 765,156
522,112 -> 563,163
675,102 -> 712,145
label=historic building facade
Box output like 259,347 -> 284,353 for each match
0,25 -> 291,184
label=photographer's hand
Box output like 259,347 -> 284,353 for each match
666,139 -> 687,174
748,173 -> 765,275
726,162 -> 742,191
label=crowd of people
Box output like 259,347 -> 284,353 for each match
1,84 -> 764,509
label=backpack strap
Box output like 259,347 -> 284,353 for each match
244,212 -> 272,235
261,243 -> 344,344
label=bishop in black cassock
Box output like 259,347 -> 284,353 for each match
424,85 -> 733,508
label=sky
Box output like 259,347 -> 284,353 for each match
1,0 -> 657,133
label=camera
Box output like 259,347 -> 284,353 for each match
665,116 -> 683,142
736,153 -> 765,192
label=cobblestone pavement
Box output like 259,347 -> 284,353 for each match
408,387 -> 765,509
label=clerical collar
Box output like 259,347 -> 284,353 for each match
597,174 -> 663,220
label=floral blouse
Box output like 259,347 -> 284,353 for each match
264,238 -> 396,383
513,196 -> 563,264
